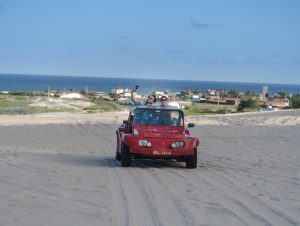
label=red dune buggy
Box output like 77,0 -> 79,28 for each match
116,105 -> 199,168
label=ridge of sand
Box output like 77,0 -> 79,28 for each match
187,110 -> 300,126
1,109 -> 300,126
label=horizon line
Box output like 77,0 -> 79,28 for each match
1,72 -> 300,86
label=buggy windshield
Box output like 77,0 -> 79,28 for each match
133,109 -> 183,126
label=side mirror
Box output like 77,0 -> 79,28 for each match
123,120 -> 129,125
187,123 -> 195,128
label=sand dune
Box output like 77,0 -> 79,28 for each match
187,109 -> 300,126
0,110 -> 300,226
0,111 -> 128,126
1,109 -> 300,127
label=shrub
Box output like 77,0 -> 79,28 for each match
238,98 -> 259,112
290,95 -> 300,108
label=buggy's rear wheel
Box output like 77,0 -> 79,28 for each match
186,149 -> 197,169
121,143 -> 132,167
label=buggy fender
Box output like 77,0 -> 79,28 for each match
122,134 -> 136,147
184,137 -> 200,149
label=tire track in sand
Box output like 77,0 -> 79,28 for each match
133,160 -> 194,226
82,124 -> 162,226
203,165 -> 299,226
173,163 -> 298,226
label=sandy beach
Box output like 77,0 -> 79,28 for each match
1,110 -> 300,226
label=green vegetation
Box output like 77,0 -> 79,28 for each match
3,90 -> 297,116
237,98 -> 260,112
0,94 -> 128,114
0,95 -> 30,108
276,92 -> 288,99
83,98 -> 124,113
0,100 -> 29,107
10,91 -> 47,96
0,106 -> 76,115
184,103 -> 237,116
290,95 -> 300,108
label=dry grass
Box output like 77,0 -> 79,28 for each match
183,102 -> 237,115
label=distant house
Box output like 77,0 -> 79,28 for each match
111,87 -> 134,102
208,98 -> 226,104
192,95 -> 206,103
88,90 -> 108,97
87,90 -> 98,96
181,89 -> 193,98
111,88 -> 124,95
111,87 -> 130,95
268,99 -> 289,109
225,98 -> 241,106
208,98 -> 240,105
259,98 -> 289,109
208,89 -> 218,96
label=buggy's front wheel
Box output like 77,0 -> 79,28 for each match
115,149 -> 121,161
121,143 -> 132,167
186,149 -> 197,169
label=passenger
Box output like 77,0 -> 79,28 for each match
131,86 -> 157,106
160,95 -> 168,107
145,95 -> 157,106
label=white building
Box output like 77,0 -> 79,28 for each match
192,95 -> 206,103
111,88 -> 130,95
60,93 -> 84,99
168,102 -> 185,109
154,91 -> 168,98
262,86 -> 269,99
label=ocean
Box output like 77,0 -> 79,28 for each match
1,73 -> 300,95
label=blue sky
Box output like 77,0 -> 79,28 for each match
0,0 -> 299,84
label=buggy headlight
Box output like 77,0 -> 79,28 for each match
139,140 -> 152,147
171,141 -> 184,149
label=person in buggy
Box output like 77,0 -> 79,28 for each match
160,111 -> 173,126
131,85 -> 157,106
159,95 -> 169,107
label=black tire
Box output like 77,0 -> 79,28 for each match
176,157 -> 185,162
186,149 -> 197,169
115,133 -> 121,161
115,149 -> 121,161
121,143 -> 132,167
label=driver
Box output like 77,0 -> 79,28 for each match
142,110 -> 157,125
160,111 -> 173,126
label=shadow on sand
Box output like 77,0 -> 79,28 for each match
17,152 -> 188,169
61,155 -> 185,169
53,153 -> 119,167
59,153 -> 186,168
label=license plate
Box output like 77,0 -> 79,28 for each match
153,149 -> 171,155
